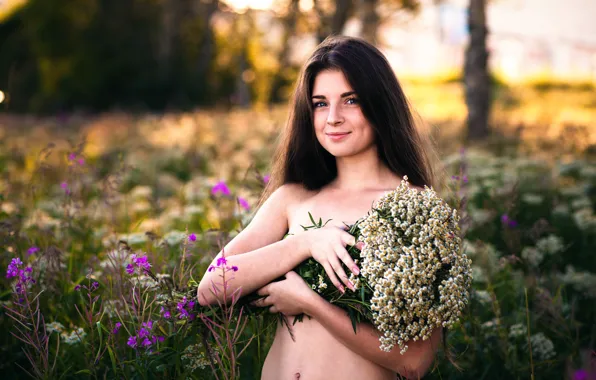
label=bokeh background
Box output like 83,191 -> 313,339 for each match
0,0 -> 595,379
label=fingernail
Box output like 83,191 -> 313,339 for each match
338,285 -> 345,293
352,266 -> 360,275
348,281 -> 355,291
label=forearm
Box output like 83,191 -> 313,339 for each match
197,235 -> 309,305
306,295 -> 441,378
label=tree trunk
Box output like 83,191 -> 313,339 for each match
314,0 -> 354,43
464,0 -> 490,141
157,0 -> 176,83
360,0 -> 379,44
330,0 -> 353,35
197,0 -> 218,95
269,0 -> 300,103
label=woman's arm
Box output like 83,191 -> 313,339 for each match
197,184 -> 309,306
305,296 -> 442,379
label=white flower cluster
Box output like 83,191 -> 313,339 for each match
529,332 -> 556,361
522,235 -> 565,267
61,327 -> 86,345
46,321 -> 66,334
474,290 -> 492,304
46,322 -> 86,345
508,323 -> 527,339
559,266 -> 596,298
181,343 -> 217,372
356,177 -> 472,354
311,274 -> 328,293
573,208 -> 596,231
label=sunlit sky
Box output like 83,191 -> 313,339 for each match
226,0 -> 275,11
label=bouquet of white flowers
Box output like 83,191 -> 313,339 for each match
291,176 -> 472,354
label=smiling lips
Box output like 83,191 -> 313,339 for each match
326,132 -> 351,141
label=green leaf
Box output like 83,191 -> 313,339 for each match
95,321 -> 105,362
308,212 -> 317,226
360,284 -> 365,303
348,308 -> 358,334
75,370 -> 92,375
107,346 -> 118,375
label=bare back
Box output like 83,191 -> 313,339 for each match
261,185 -> 402,380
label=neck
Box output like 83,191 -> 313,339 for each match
331,148 -> 397,191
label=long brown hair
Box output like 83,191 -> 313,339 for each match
261,35 -> 438,203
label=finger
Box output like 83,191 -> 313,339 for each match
330,249 -> 354,291
340,232 -> 357,247
269,306 -> 278,313
257,285 -> 270,297
285,271 -> 297,279
322,261 -> 344,294
253,296 -> 273,307
336,243 -> 359,276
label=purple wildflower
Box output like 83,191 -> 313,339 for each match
208,265 -> 215,272
60,181 -> 70,195
6,258 -> 35,296
142,320 -> 153,330
127,336 -> 138,348
27,246 -> 40,256
6,258 -> 23,278
238,197 -> 250,211
113,322 -> 122,334
176,297 -> 195,320
138,328 -> 150,338
211,181 -> 231,196
231,265 -> 239,272
217,257 -> 227,266
74,285 -> 82,291
157,336 -> 165,342
126,254 -> 152,275
501,214 -> 518,228
77,158 -> 85,166
160,306 -> 171,319
68,153 -> 76,161
142,337 -> 152,347
263,174 -> 270,184
91,282 -> 99,291
573,370 -> 588,380
188,233 -> 197,242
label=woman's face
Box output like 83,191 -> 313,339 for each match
311,69 -> 376,158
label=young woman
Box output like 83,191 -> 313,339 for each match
198,36 -> 443,380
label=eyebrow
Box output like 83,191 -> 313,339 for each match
311,91 -> 357,99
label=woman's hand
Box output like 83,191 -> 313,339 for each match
301,224 -> 363,293
252,271 -> 318,316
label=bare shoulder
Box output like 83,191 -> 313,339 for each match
260,183 -> 315,224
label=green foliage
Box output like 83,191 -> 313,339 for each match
1,119 -> 595,379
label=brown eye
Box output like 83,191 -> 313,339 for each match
346,97 -> 359,105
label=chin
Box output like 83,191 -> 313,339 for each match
324,147 -> 358,158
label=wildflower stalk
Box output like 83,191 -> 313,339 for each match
4,258 -> 56,380
199,249 -> 254,380
525,288 -> 535,380
73,279 -> 107,376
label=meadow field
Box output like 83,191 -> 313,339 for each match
1,82 -> 595,379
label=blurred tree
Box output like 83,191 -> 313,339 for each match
196,0 -> 219,104
269,0 -> 300,103
359,0 -> 419,45
464,0 -> 491,140
0,0 -> 224,113
313,0 -> 355,43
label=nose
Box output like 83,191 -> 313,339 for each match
326,104 -> 344,126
